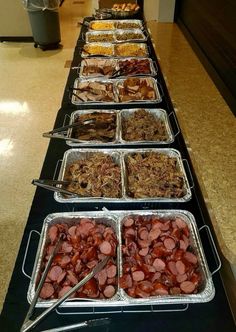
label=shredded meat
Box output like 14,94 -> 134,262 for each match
126,152 -> 186,198
72,112 -> 116,142
118,59 -> 151,76
64,153 -> 121,198
122,109 -> 168,141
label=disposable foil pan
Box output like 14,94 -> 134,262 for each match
114,42 -> 148,57
67,109 -> 120,146
88,19 -> 143,31
27,212 -> 121,308
118,210 -> 215,305
71,77 -> 161,105
114,77 -> 162,104
88,20 -> 116,31
119,108 -> 174,145
71,78 -> 118,105
114,29 -> 147,43
79,57 -> 156,79
115,20 -> 143,30
54,148 -> 191,203
117,57 -> 157,77
54,149 -> 125,203
85,31 -> 115,43
26,210 -> 215,307
79,58 -> 118,78
81,42 -> 115,58
65,108 -> 173,147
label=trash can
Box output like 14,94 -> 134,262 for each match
22,0 -> 61,50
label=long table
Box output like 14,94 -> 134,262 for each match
0,17 -> 235,331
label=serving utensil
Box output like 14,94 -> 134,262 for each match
21,256 -> 110,332
41,318 -> 111,332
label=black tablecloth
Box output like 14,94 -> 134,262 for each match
0,17 -> 235,332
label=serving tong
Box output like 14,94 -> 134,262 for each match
21,235 -> 111,332
42,119 -> 96,142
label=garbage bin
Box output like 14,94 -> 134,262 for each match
22,0 -> 61,50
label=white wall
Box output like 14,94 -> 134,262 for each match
0,0 -> 32,36
144,0 -> 176,22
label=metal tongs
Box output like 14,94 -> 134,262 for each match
42,119 -> 95,142
21,234 -> 111,332
32,179 -> 81,197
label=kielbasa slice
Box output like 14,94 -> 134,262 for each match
132,270 -> 145,281
153,258 -> 166,271
103,285 -> 116,298
99,241 -> 112,255
48,225 -> 58,244
163,237 -> 175,250
40,283 -> 54,299
184,252 -> 198,264
180,281 -> 195,294
48,266 -> 63,281
106,264 -> 117,278
176,260 -> 186,275
123,218 -> 134,227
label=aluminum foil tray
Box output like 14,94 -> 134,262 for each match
88,19 -> 143,31
85,29 -> 147,44
79,57 -> 157,79
54,148 -> 192,203
114,29 -> 147,43
27,210 -> 215,308
71,77 -> 161,105
66,108 -> 174,147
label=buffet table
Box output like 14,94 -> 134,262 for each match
0,17 -> 235,331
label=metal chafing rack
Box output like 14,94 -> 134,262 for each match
53,148 -> 192,203
24,210 -> 216,310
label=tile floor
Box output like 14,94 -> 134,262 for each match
0,0 -> 235,314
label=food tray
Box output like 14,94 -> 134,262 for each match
66,108 -> 174,147
85,29 -> 147,44
27,212 -> 121,308
115,19 -> 143,30
26,210 -> 215,308
54,148 -> 192,203
114,29 -> 147,43
114,43 -> 148,57
88,19 -> 143,31
71,78 -> 117,105
71,77 -> 161,105
85,31 -> 115,43
81,43 -> 115,58
79,57 -> 157,79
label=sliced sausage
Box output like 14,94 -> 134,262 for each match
40,283 -> 54,299
138,227 -> 149,240
67,270 -> 78,286
48,225 -> 58,244
123,218 -> 134,227
184,252 -> 198,264
139,281 -> 153,293
132,270 -> 145,281
152,282 -> 169,295
87,260 -> 98,269
106,264 -> 117,278
139,247 -> 149,257
175,218 -> 186,229
58,286 -> 73,298
60,255 -> 71,268
179,239 -> 188,251
153,258 -> 166,272
167,261 -> 178,275
119,274 -> 132,289
176,261 -> 186,275
68,225 -> 77,237
95,268 -> 107,286
170,287 -> 181,295
135,287 -> 149,298
163,237 -> 176,250
103,285 -> 116,298
180,281 -> 195,294
57,271 -> 66,284
176,273 -> 187,283
99,241 -> 112,255
149,228 -> 161,241
151,272 -> 161,283
48,266 -> 63,282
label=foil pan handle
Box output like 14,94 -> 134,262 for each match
53,159 -> 62,181
199,225 -> 221,276
63,114 -> 71,127
169,111 -> 180,137
22,230 -> 40,280
182,159 -> 194,190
